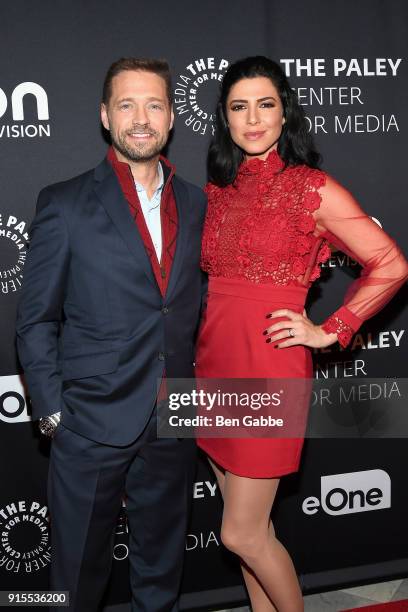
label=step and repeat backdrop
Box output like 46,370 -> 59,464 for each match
0,0 -> 407,609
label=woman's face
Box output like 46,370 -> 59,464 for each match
225,76 -> 285,160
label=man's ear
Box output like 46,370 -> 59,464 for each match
101,103 -> 110,131
169,106 -> 175,131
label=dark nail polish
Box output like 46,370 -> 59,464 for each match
262,330 -> 268,335
266,338 -> 271,343
266,314 -> 272,319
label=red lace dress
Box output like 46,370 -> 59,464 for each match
195,149 -> 408,478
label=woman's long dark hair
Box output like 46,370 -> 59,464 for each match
208,56 -> 321,186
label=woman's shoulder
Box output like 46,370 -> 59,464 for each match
204,181 -> 227,198
285,163 -> 327,188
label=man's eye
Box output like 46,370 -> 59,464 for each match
149,104 -> 163,111
120,103 -> 131,110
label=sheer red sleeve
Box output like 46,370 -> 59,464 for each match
315,175 -> 408,348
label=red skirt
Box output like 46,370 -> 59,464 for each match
196,277 -> 312,478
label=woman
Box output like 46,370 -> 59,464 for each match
195,56 -> 408,611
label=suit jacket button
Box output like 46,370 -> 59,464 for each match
158,352 -> 165,361
162,307 -> 169,314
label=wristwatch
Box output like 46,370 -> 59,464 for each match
39,412 -> 61,437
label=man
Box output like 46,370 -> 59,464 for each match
16,57 -> 207,612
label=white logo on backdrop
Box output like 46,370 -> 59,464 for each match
0,213 -> 29,295
0,500 -> 50,573
0,82 -> 50,138
279,57 -> 402,135
174,57 -> 229,136
0,375 -> 31,423
112,483 -> 220,562
113,500 -> 129,561
314,329 -> 405,355
186,530 -> 220,551
193,480 -> 218,499
302,469 -> 391,516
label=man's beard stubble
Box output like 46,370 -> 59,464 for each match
112,126 -> 168,162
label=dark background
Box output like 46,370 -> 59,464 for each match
0,1 -> 407,608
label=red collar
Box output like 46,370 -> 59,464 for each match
107,146 -> 176,187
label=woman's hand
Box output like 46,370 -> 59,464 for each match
263,308 -> 338,349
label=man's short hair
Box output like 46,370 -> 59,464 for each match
102,57 -> 172,106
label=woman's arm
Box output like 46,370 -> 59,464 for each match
265,174 -> 408,349
316,175 -> 408,347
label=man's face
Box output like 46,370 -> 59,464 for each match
101,70 -> 174,162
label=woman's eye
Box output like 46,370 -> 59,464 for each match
260,102 -> 275,108
231,104 -> 245,111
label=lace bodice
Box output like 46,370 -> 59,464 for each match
201,150 -> 408,347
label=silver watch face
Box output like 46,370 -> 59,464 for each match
39,419 -> 57,437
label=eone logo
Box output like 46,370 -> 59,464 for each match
302,469 -> 391,516
0,82 -> 50,138
0,375 -> 31,423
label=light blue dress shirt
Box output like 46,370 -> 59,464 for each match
135,162 -> 164,261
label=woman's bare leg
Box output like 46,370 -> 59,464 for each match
208,459 -> 279,611
241,559 -> 279,612
218,469 -> 303,612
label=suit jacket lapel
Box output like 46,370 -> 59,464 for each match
93,159 -> 158,290
165,176 -> 189,301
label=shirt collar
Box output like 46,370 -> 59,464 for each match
135,162 -> 164,196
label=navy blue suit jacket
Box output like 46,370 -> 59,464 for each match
16,158 -> 207,445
